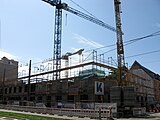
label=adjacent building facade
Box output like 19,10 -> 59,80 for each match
129,61 -> 160,105
0,57 -> 18,85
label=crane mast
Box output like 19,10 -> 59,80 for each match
114,0 -> 125,86
53,0 -> 62,80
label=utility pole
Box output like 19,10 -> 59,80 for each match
28,60 -> 31,101
0,20 -> 1,58
2,68 -> 5,103
0,20 -> 1,50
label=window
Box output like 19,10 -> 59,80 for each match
19,86 -> 22,93
24,97 -> 27,100
0,89 -> 2,94
67,95 -> 74,102
14,87 -> 16,93
24,85 -> 28,92
56,96 -> 62,102
31,84 -> 35,92
5,88 -> 7,94
9,87 -> 12,94
30,97 -> 35,101
80,95 -> 88,101
38,96 -> 42,101
46,96 -> 51,101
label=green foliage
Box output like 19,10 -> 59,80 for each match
0,111 -> 63,120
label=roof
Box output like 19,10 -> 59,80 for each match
130,61 -> 160,80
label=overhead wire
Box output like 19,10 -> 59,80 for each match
81,30 -> 160,65
17,30 -> 160,72
126,49 -> 160,59
67,1 -> 160,61
102,30 -> 160,60
5,34 -> 160,76
84,30 -> 160,53
69,0 -> 97,18
68,0 -> 117,54
85,30 -> 160,54
143,59 -> 160,64
123,30 -> 160,46
84,44 -> 116,53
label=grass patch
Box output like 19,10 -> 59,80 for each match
0,111 -> 64,120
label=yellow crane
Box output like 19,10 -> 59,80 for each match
114,0 -> 125,86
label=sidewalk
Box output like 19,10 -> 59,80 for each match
0,109 -> 95,120
2,109 -> 160,120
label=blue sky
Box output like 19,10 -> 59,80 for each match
0,0 -> 160,74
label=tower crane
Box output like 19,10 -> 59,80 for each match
42,0 -> 117,80
114,0 -> 125,86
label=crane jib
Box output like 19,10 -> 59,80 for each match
65,6 -> 116,33
42,0 -> 116,33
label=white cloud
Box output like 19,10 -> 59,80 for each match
0,50 -> 18,60
73,33 -> 104,48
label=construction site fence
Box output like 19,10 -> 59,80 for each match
133,107 -> 146,116
0,104 -> 111,119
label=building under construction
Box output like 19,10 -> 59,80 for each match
0,52 -> 158,109
0,1 -> 160,116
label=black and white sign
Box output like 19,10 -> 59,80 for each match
95,81 -> 104,95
